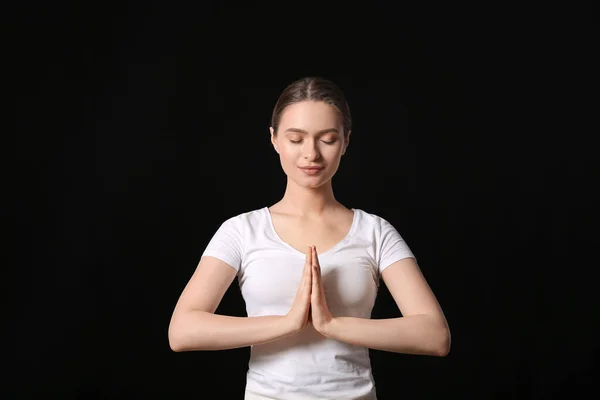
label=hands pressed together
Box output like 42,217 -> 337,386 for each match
286,245 -> 334,336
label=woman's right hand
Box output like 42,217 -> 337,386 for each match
285,246 -> 313,333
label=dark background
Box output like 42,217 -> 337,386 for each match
8,2 -> 595,399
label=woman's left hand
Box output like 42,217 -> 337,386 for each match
310,245 -> 334,335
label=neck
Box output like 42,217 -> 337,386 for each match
278,178 -> 338,218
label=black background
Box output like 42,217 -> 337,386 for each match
7,2 -> 595,399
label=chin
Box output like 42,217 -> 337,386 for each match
283,166 -> 335,188
296,176 -> 331,189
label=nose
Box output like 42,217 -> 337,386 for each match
303,140 -> 320,161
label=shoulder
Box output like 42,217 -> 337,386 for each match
207,208 -> 268,253
355,209 -> 415,266
354,208 -> 395,231
218,207 -> 268,229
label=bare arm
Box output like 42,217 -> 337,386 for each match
168,256 -> 298,351
323,314 -> 448,356
170,312 -> 295,351
322,258 -> 451,356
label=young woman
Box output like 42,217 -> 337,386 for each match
168,77 -> 451,399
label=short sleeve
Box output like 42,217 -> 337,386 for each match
377,217 -> 416,274
201,217 -> 244,272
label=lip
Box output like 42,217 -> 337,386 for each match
298,166 -> 324,175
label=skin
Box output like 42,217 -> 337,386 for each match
168,100 -> 451,357
270,100 -> 349,204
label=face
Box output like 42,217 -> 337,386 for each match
270,101 -> 349,188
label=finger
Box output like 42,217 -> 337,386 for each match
304,246 -> 311,274
312,247 -> 320,285
304,246 -> 311,273
304,246 -> 312,287
311,248 -> 320,296
298,255 -> 308,291
312,246 -> 320,269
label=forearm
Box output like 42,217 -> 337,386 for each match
324,314 -> 450,356
169,311 -> 295,351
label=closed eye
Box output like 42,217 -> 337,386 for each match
289,139 -> 337,144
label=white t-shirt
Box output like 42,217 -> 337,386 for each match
202,207 -> 416,400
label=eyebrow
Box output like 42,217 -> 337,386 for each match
284,128 -> 340,135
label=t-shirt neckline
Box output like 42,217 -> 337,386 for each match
263,206 -> 359,257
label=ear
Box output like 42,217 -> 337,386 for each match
342,130 -> 351,155
270,127 -> 280,154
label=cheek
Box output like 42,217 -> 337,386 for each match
279,144 -> 300,161
321,146 -> 343,163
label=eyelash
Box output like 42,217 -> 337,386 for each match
290,140 -> 336,145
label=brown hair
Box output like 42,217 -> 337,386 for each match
271,76 -> 351,139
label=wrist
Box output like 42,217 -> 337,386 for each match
283,314 -> 302,335
318,317 -> 337,338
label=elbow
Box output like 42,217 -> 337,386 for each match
169,314 -> 212,352
433,326 -> 451,357
168,331 -> 184,352
434,342 -> 450,357
415,315 -> 450,357
168,322 -> 189,352
169,336 -> 186,352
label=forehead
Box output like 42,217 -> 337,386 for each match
279,101 -> 341,131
